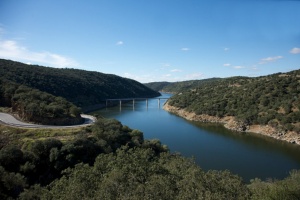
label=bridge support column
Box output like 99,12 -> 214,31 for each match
133,99 -> 135,110
158,98 -> 161,108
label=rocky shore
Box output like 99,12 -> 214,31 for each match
164,102 -> 300,145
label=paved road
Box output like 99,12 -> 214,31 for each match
0,112 -> 96,129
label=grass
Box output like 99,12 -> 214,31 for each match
0,124 -> 88,148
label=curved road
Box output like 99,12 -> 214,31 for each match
0,112 -> 96,129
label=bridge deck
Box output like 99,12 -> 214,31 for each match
105,97 -> 169,109
106,97 -> 169,101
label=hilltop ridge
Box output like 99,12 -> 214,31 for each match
162,70 -> 300,144
0,59 -> 160,109
144,78 -> 221,93
0,59 -> 159,125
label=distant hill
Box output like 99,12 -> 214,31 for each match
144,82 -> 171,92
166,70 -> 300,134
145,78 -> 221,93
0,59 -> 160,108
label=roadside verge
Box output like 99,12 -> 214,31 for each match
0,112 -> 96,129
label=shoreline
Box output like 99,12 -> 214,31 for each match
163,102 -> 300,145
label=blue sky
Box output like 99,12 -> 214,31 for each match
0,0 -> 299,83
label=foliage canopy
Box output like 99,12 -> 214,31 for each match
0,118 -> 299,199
167,70 -> 300,133
0,59 -> 160,108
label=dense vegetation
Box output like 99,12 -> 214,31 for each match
0,59 -> 299,199
168,70 -> 300,133
1,118 -> 299,199
144,81 -> 171,92
0,78 -> 82,125
145,78 -> 221,93
0,59 -> 160,108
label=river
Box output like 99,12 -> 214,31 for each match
92,93 -> 300,182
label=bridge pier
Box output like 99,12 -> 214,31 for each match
133,99 -> 135,110
105,97 -> 169,110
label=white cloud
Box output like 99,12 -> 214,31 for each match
181,47 -> 190,51
290,47 -> 300,54
164,74 -> 172,77
0,39 -> 78,67
116,41 -> 124,46
123,72 -> 158,83
259,56 -> 283,64
170,69 -> 182,72
223,63 -> 231,67
185,73 -> 204,80
124,72 -> 132,77
250,65 -> 259,71
161,63 -> 171,68
224,47 -> 230,51
233,66 -> 245,69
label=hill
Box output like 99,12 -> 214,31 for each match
0,59 -> 160,109
164,70 -> 300,144
0,78 -> 83,125
145,78 -> 221,93
144,81 -> 171,92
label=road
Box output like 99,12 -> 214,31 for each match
0,112 -> 96,129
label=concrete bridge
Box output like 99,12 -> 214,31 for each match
105,97 -> 169,109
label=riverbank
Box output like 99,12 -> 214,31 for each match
163,102 -> 300,145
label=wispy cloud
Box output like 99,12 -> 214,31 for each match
161,63 -> 171,68
290,47 -> 300,54
181,47 -> 190,51
170,69 -> 182,72
259,56 -> 283,64
223,63 -> 231,67
123,72 -> 154,83
185,72 -> 204,80
233,66 -> 245,69
116,41 -> 124,46
124,72 -> 133,78
0,39 -> 78,67
224,47 -> 230,51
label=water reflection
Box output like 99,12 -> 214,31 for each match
192,121 -> 300,163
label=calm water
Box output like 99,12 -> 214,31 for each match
92,93 -> 300,182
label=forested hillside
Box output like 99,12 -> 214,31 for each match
144,81 -> 171,92
1,118 -> 299,199
145,78 -> 221,93
0,78 -> 82,125
167,70 -> 300,134
0,59 -> 160,108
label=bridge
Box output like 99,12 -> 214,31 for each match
105,97 -> 169,109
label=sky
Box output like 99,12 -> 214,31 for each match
0,0 -> 299,83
